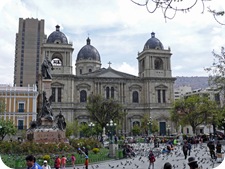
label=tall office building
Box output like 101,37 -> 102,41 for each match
14,18 -> 46,87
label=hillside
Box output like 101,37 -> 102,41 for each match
174,76 -> 209,90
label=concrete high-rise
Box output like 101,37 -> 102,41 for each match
14,18 -> 46,87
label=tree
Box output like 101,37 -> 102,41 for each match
171,95 -> 220,135
86,94 -> 124,138
66,119 -> 79,138
0,119 -> 17,141
140,113 -> 159,135
132,124 -> 141,136
131,0 -> 225,24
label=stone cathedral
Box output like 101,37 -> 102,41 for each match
39,25 -> 176,136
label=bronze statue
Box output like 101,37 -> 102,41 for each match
40,91 -> 54,121
41,56 -> 53,79
55,111 -> 66,130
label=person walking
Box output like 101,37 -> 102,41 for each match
25,155 -> 42,169
148,151 -> 156,169
187,157 -> 199,169
84,156 -> 89,169
54,155 -> 61,169
42,160 -> 51,169
207,140 -> 216,159
182,141 -> 188,159
187,142 -> 192,156
61,155 -> 67,169
71,154 -> 76,169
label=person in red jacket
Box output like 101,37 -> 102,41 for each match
148,151 -> 156,169
54,155 -> 61,169
84,156 -> 88,169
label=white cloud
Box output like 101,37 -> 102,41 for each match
0,0 -> 225,85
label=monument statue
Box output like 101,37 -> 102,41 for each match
41,56 -> 54,79
55,111 -> 66,130
40,91 -> 54,121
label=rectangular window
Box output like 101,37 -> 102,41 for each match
162,90 -> 166,103
18,103 -> 24,112
18,120 -> 24,130
157,90 -> 161,103
58,88 -> 62,102
52,88 -> 56,102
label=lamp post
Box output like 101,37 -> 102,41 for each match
106,119 -> 117,144
167,125 -> 170,136
147,117 -> 152,136
88,122 -> 95,137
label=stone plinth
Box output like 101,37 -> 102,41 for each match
41,118 -> 53,126
109,144 -> 118,158
27,127 -> 66,143
42,79 -> 52,98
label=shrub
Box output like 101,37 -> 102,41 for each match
42,154 -> 50,161
92,148 -> 100,154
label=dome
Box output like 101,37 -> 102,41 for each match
143,32 -> 164,50
77,38 -> 101,61
46,25 -> 68,44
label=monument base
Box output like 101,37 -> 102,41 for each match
26,126 -> 67,143
109,143 -> 118,158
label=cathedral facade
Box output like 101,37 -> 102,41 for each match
40,25 -> 176,136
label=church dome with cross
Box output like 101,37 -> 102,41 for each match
47,25 -> 68,44
143,32 -> 164,50
76,37 -> 101,62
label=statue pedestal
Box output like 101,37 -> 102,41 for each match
42,79 -> 52,98
27,127 -> 67,143
41,118 -> 53,126
109,144 -> 118,158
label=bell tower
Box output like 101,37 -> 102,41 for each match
137,32 -> 172,78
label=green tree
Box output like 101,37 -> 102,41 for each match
0,119 -> 17,141
86,94 -> 124,138
171,95 -> 220,135
132,124 -> 141,136
141,113 -> 150,135
66,119 -> 79,138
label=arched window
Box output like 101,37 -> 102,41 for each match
106,87 -> 110,99
80,90 -> 87,102
132,91 -> 139,103
154,58 -> 163,70
111,87 -> 114,99
89,69 -> 92,72
133,121 -> 140,127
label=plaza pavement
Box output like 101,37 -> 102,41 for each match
66,143 -> 225,169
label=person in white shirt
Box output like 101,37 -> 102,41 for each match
42,160 -> 51,169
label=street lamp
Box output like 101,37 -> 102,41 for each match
88,122 -> 95,137
147,117 -> 152,136
167,125 -> 170,136
106,119 -> 117,144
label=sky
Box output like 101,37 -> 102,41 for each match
0,0 -> 225,86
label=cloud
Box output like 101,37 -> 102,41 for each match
0,0 -> 225,85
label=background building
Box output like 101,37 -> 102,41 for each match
14,18 -> 46,88
39,27 -> 176,136
0,84 -> 38,137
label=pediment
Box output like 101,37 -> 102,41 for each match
129,84 -> 142,91
97,71 -> 124,78
51,82 -> 64,87
155,84 -> 168,89
76,83 -> 91,91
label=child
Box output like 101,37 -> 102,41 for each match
148,151 -> 156,169
71,154 -> 76,169
84,156 -> 88,169
61,155 -> 67,169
